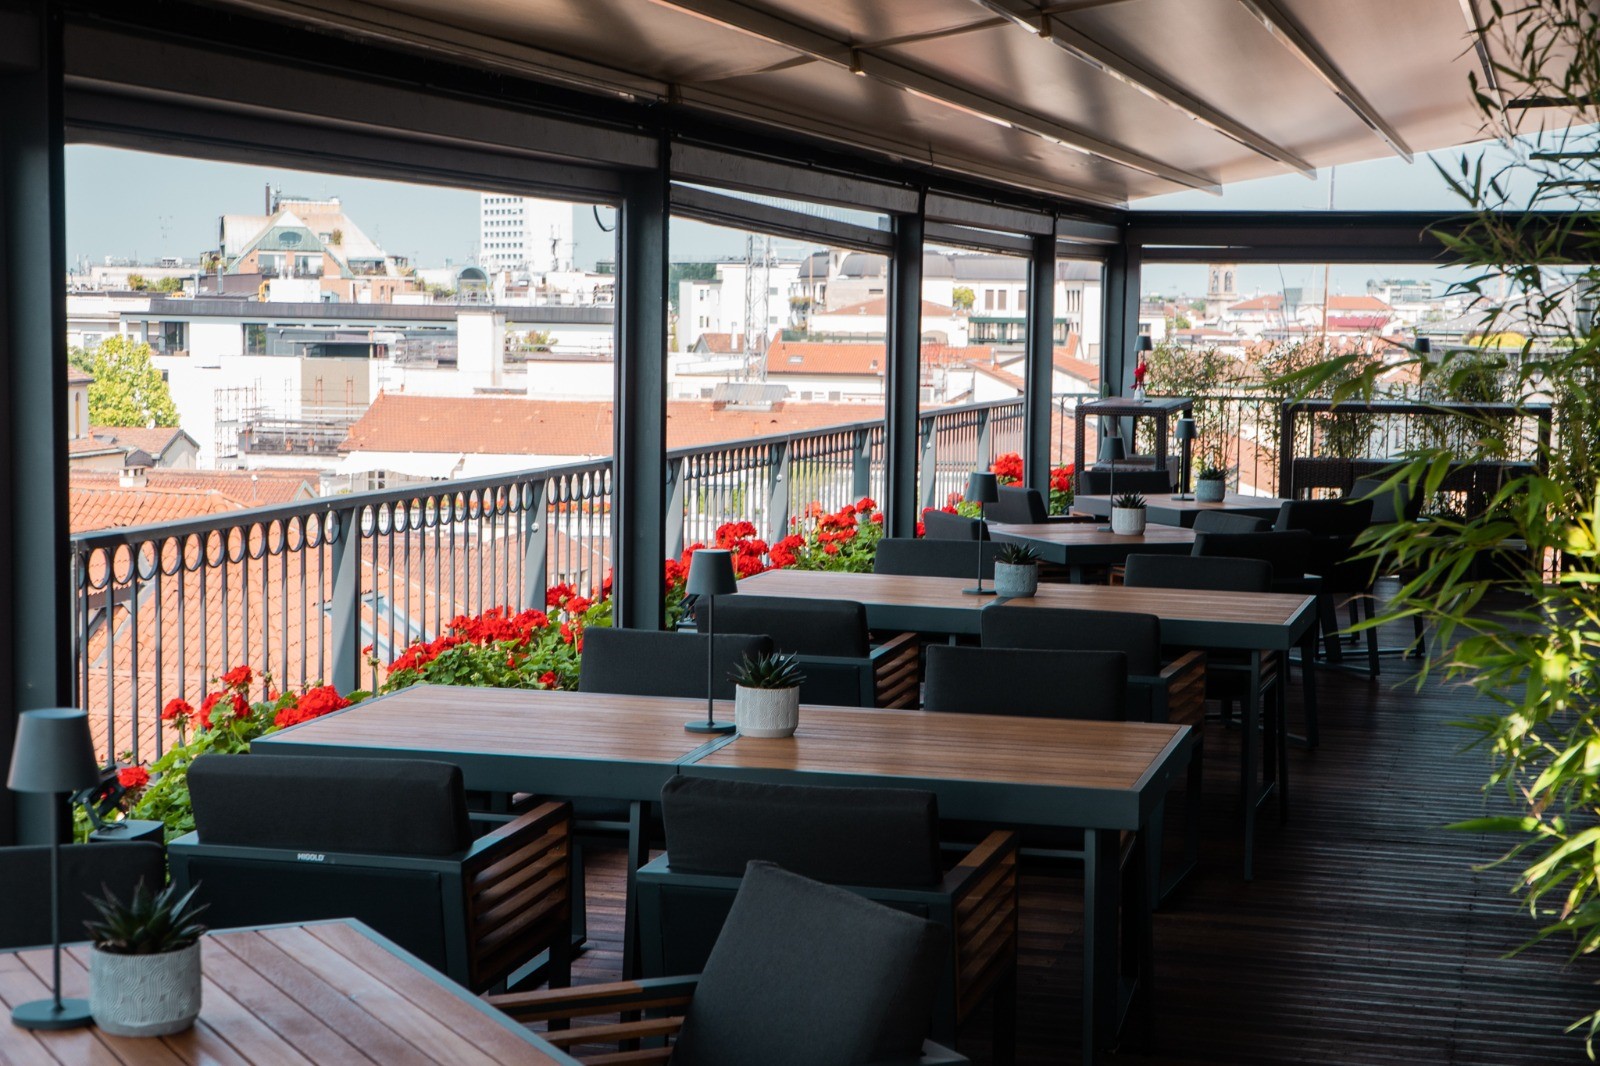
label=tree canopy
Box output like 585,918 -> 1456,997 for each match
71,336 -> 181,428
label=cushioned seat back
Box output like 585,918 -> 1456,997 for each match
1192,530 -> 1314,587
0,842 -> 166,951
981,605 -> 1161,674
661,776 -> 941,887
990,486 -> 1049,524
673,862 -> 944,1066
699,596 -> 868,658
1191,511 -> 1269,534
1123,553 -> 1272,593
1351,477 -> 1423,524
923,645 -> 1127,720
189,753 -> 471,856
1275,497 -> 1375,537
921,509 -> 988,540
579,628 -> 771,700
874,537 -> 997,579
1080,468 -> 1173,495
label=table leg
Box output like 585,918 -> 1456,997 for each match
1082,828 -> 1119,1065
1123,827 -> 1155,1048
622,799 -> 650,980
1242,653 -> 1261,882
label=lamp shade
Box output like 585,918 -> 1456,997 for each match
964,472 -> 999,504
1174,417 -> 1198,442
1135,334 -> 1153,353
1098,434 -> 1127,463
1415,337 -> 1432,355
8,708 -> 99,794
685,548 -> 738,597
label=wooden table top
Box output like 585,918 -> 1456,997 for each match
2,920 -> 570,1065
988,521 -> 1195,564
1076,492 -> 1286,512
740,568 -> 993,610
998,583 -> 1317,648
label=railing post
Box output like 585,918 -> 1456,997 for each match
328,504 -> 362,695
1024,233 -> 1057,496
766,442 -> 791,544
884,201 -> 925,538
919,416 -> 939,511
1278,402 -> 1295,499
852,429 -> 873,501
520,479 -> 549,611
975,406 -> 993,471
665,457 -> 687,559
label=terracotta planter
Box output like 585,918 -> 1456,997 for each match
1110,507 -> 1147,536
735,685 -> 800,738
994,562 -> 1039,597
90,941 -> 202,1037
1195,477 -> 1226,503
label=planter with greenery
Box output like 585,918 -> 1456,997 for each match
86,880 -> 208,1037
1110,492 -> 1148,536
1268,2 -> 1600,1050
1195,459 -> 1228,503
994,542 -> 1041,597
730,652 -> 806,738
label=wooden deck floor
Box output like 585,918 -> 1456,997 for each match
570,603 -> 1596,1065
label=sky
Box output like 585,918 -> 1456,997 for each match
65,137 -> 1529,300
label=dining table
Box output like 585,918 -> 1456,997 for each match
988,520 -> 1195,581
1,918 -> 575,1064
256,683 -> 1196,1064
1073,492 -> 1288,528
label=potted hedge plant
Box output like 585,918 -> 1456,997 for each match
1109,492 -> 1148,536
1195,458 -> 1228,503
994,542 -> 1041,597
87,880 -> 207,1037
731,652 -> 806,738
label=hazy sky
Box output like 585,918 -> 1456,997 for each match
66,138 -> 1518,299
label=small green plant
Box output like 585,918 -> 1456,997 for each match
85,880 -> 208,956
729,652 -> 806,690
1112,492 -> 1147,510
995,543 -> 1040,565
1197,458 -> 1228,481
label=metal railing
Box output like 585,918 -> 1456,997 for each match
71,397 -> 1031,764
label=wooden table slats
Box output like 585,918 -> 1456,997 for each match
2,922 -> 571,1065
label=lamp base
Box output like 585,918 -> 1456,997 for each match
12,998 -> 92,1031
685,721 -> 736,735
962,587 -> 997,596
1171,493 -> 1194,501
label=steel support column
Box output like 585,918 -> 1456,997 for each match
884,203 -> 925,538
614,162 -> 669,629
1023,233 -> 1057,497
1101,230 -> 1141,402
0,0 -> 68,844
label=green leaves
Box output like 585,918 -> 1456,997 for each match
85,879 -> 208,956
72,336 -> 180,429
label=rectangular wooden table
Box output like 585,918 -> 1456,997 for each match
1074,492 -> 1287,528
739,568 -> 1000,633
2,918 -> 573,1064
258,685 -> 1195,1064
988,520 -> 1195,580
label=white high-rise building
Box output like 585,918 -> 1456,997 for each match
479,195 -> 575,274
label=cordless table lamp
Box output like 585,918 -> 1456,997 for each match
1096,430 -> 1126,531
1173,417 -> 1198,500
685,548 -> 738,734
963,471 -> 999,596
9,708 -> 100,1031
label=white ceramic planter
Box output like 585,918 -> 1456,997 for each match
1110,507 -> 1147,536
1195,477 -> 1226,503
735,685 -> 800,738
994,562 -> 1039,598
90,941 -> 202,1037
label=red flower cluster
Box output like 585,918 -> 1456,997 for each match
219,665 -> 253,689
1134,358 -> 1148,387
769,533 -> 804,568
198,690 -> 249,730
273,684 -> 351,729
449,606 -> 551,646
117,766 -> 150,790
1051,463 -> 1075,492
990,453 -> 1024,485
161,698 -> 194,724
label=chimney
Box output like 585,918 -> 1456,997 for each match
119,450 -> 152,488
265,183 -> 274,214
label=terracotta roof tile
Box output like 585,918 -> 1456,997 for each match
765,341 -> 887,376
817,298 -> 955,318
88,426 -> 196,460
70,470 -> 318,533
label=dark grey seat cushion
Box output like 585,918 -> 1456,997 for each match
982,605 -> 1161,674
188,753 -> 472,856
1190,511 -> 1269,534
921,509 -> 988,541
990,485 -> 1049,524
579,628 -> 771,700
874,538 -> 998,579
697,596 -> 869,658
1124,553 -> 1272,593
923,645 -> 1127,721
661,776 -> 941,887
0,842 -> 167,950
1080,468 -> 1173,495
673,861 -> 944,1066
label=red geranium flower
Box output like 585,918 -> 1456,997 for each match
117,766 -> 150,790
219,665 -> 253,689
538,671 -> 559,689
854,496 -> 877,514
161,698 -> 194,723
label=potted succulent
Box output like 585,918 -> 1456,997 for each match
731,652 -> 806,738
994,542 -> 1041,597
1110,492 -> 1148,536
1195,458 -> 1228,503
87,880 -> 207,1037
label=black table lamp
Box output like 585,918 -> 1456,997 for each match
1173,417 -> 1198,500
9,708 -> 100,1031
1097,431 -> 1127,531
963,471 -> 999,595
685,548 -> 738,735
